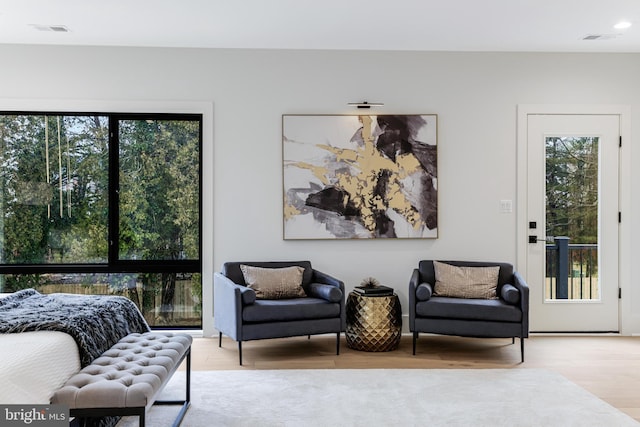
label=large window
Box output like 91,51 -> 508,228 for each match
0,112 -> 202,328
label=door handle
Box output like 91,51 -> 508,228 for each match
529,235 -> 553,244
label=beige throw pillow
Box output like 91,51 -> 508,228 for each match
240,265 -> 307,299
433,261 -> 499,299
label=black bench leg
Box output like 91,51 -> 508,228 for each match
185,347 -> 191,403
169,349 -> 191,427
412,331 -> 418,355
238,341 -> 243,365
336,332 -> 340,355
172,349 -> 191,427
520,337 -> 525,363
219,332 -> 222,347
154,347 -> 191,427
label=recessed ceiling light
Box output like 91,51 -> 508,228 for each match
614,21 -> 632,30
582,34 -> 617,41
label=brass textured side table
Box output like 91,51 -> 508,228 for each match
345,291 -> 402,352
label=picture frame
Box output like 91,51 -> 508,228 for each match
283,114 -> 437,239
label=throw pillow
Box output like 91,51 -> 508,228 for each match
433,261 -> 499,299
240,265 -> 307,299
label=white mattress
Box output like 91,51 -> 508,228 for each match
0,331 -> 81,404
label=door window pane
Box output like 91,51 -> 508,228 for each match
545,136 -> 599,300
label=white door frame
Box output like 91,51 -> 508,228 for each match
516,104 -> 632,335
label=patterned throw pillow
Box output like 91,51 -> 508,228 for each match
432,261 -> 499,299
240,265 -> 307,299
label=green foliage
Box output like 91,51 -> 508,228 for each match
0,115 -> 199,264
0,114 -> 201,326
190,273 -> 202,316
546,137 -> 598,244
118,120 -> 199,261
0,115 -> 109,263
4,274 -> 43,292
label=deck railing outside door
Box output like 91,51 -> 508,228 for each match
545,237 -> 598,300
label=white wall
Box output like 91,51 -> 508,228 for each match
1,45 -> 639,335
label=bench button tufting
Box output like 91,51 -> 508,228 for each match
51,332 -> 192,424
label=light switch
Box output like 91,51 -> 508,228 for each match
500,199 -> 513,213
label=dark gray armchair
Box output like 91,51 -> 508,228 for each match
409,260 -> 529,362
214,261 -> 345,365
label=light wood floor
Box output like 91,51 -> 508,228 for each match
189,334 -> 640,422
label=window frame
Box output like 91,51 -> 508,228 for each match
0,110 -> 203,276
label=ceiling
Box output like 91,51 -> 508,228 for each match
1,0 -> 639,53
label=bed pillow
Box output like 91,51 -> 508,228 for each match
240,265 -> 307,299
433,261 -> 499,299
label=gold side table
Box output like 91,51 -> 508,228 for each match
345,291 -> 402,352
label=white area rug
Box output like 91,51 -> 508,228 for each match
117,369 -> 639,427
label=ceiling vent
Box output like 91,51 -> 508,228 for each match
31,24 -> 70,33
582,34 -> 617,41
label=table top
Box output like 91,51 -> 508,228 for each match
351,285 -> 395,297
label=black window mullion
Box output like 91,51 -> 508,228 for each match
198,119 -> 204,270
108,116 -> 120,266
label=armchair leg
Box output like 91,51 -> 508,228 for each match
512,337 -> 515,345
336,332 -> 340,355
219,332 -> 222,347
238,341 -> 243,366
412,331 -> 418,355
520,337 -> 525,363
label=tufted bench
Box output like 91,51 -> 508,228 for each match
51,332 -> 192,427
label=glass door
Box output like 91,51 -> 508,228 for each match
527,114 -> 619,332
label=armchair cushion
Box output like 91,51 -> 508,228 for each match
433,261 -> 499,299
500,284 -> 521,305
240,264 -> 307,299
416,283 -> 433,301
243,298 -> 341,323
416,297 -> 522,322
307,283 -> 342,302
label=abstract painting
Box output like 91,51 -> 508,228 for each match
283,114 -> 437,239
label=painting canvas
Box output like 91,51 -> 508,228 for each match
283,114 -> 437,239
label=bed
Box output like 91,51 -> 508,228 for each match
0,289 -> 150,408
0,331 -> 80,404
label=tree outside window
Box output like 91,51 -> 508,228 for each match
0,113 -> 202,328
